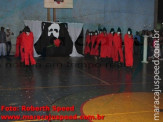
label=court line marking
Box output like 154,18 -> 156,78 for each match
0,84 -> 106,91
57,58 -> 110,85
43,92 -> 53,105
109,82 -> 153,85
54,59 -> 153,86
77,69 -> 110,85
0,81 -> 153,91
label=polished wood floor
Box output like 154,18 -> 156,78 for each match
0,56 -> 162,122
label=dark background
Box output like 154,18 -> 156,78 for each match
158,0 -> 163,22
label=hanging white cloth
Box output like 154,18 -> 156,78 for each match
68,23 -> 84,57
24,20 -> 84,57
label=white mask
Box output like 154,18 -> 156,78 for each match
48,23 -> 60,38
118,32 -> 120,34
111,32 -> 114,34
26,32 -> 30,35
128,31 -> 131,35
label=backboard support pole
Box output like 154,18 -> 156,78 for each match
53,8 -> 56,22
47,8 -> 51,21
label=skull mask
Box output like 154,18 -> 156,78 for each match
48,23 -> 60,38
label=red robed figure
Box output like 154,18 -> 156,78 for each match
90,34 -> 97,56
94,34 -> 101,56
107,33 -> 114,58
94,33 -> 103,57
84,34 -> 91,55
15,34 -> 22,57
15,33 -> 25,63
113,33 -> 124,63
22,32 -> 36,66
124,34 -> 134,67
100,33 -> 109,58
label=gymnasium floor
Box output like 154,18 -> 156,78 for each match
0,56 -> 162,122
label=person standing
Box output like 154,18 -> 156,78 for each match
107,28 -> 115,62
113,27 -> 124,66
94,30 -> 103,58
93,31 -> 99,59
15,31 -> 23,58
0,27 -> 6,57
90,31 -> 98,56
124,28 -> 134,68
134,31 -> 141,55
84,30 -> 91,56
6,27 -> 14,56
100,28 -> 108,59
22,26 -> 36,66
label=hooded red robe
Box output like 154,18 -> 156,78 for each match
124,34 -> 134,67
22,32 -> 36,65
94,34 -> 101,56
84,35 -> 91,55
15,33 -> 25,63
15,34 -> 22,57
100,33 -> 109,58
113,33 -> 124,63
107,33 -> 114,58
90,35 -> 97,56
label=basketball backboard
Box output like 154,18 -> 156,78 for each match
44,0 -> 73,8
